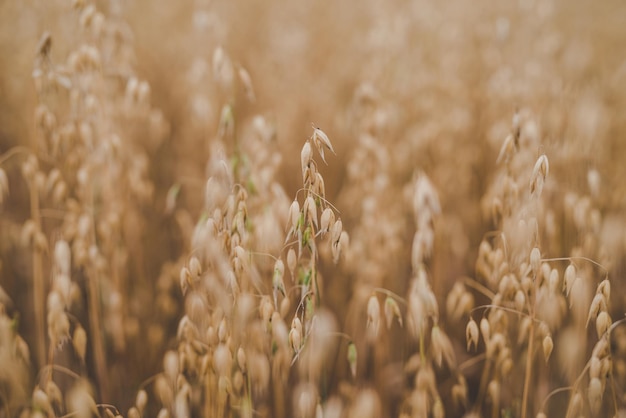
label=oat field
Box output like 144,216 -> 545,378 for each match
1,0 -> 626,417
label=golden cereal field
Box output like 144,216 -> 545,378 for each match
1,0 -> 626,417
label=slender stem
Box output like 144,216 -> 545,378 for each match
462,277 -> 496,300
419,326 -> 425,362
30,182 -> 46,368
37,363 -> 82,383
521,322 -> 535,418
294,187 -> 341,214
475,356 -> 492,411
541,256 -> 608,278
539,386 -> 573,413
521,268 -> 538,418
372,287 -> 407,305
86,181 -> 108,401
87,266 -> 108,401
0,146 -> 32,166
458,352 -> 487,372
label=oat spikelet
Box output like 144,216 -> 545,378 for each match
466,318 -> 479,351
311,125 -> 335,164
366,294 -> 381,341
384,297 -> 403,329
347,342 -> 357,378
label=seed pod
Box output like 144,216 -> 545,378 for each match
332,240 -> 342,264
189,257 -> 201,278
339,231 -> 349,251
534,154 -> 549,179
52,181 -> 67,205
432,397 -> 444,418
384,297 -> 402,329
237,66 -> 255,102
304,196 -> 318,228
548,269 -> 559,294
292,316 -> 303,336
596,311 -> 611,338
311,127 -> 335,163
600,357 -> 611,377
530,154 -> 549,196
280,296 -> 291,318
587,293 -> 605,327
415,366 -> 436,394
213,343 -> 232,377
273,259 -> 286,297
314,172 -> 326,200
568,392 -> 583,417
260,295 -> 274,324
331,218 -> 342,244
590,355 -> 601,379
45,380 -> 63,411
288,200 -> 300,231
451,376 -> 468,407
320,208 -> 335,234
154,375 -> 173,407
218,318 -> 228,342
287,248 -> 297,278
564,264 -> 576,295
237,347 -> 247,373
54,240 -> 72,276
487,380 -> 500,403
136,390 -> 148,414
542,335 -> 553,362
480,318 -> 491,344
431,326 -> 456,367
530,247 -> 541,276
588,377 -> 603,414
597,279 -> 611,302
497,134 -> 515,164
294,382 -> 318,418
366,295 -> 381,341
73,326 -> 87,363
466,318 -> 479,351
501,358 -> 513,376
128,406 -> 140,418
592,337 -> 609,358
163,351 -> 179,383
289,325 -> 302,353
301,141 -> 312,180
446,283 -> 462,319
347,342 -> 357,378
33,387 -> 53,416
179,267 -> 191,296
514,290 -> 525,312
